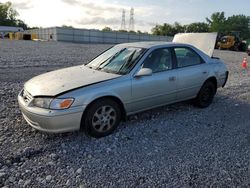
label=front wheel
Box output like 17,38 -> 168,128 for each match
82,99 -> 121,138
194,81 -> 216,108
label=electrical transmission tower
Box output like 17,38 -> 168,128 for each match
121,9 -> 126,30
129,8 -> 135,31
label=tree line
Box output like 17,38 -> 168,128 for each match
151,12 -> 250,39
0,2 -> 28,29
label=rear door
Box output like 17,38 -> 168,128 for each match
173,47 -> 208,100
131,48 -> 177,113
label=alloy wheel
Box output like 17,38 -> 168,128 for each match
92,105 -> 117,133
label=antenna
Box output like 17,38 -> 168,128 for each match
121,9 -> 126,30
129,8 -> 135,31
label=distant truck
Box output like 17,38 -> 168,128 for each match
217,35 -> 246,51
216,31 -> 248,52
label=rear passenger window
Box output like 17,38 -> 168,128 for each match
174,48 -> 202,68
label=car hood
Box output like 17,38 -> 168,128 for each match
24,65 -> 121,96
173,32 -> 217,57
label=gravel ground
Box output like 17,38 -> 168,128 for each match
0,40 -> 250,187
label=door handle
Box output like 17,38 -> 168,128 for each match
169,76 -> 176,81
202,71 -> 208,74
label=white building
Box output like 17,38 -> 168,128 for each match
25,27 -> 172,44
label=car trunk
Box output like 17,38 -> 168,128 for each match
173,33 -> 218,57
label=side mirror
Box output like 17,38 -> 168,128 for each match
135,68 -> 152,77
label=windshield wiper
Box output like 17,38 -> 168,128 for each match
117,51 -> 136,74
96,48 -> 126,70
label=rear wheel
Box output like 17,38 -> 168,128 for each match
82,99 -> 121,138
194,81 -> 216,108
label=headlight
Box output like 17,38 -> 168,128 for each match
33,98 -> 52,109
50,98 -> 74,110
33,97 -> 74,110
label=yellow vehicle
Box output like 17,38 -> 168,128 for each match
217,36 -> 240,51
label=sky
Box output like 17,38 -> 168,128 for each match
1,0 -> 250,32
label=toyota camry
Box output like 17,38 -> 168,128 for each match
18,33 -> 228,137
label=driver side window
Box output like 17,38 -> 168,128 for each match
143,48 -> 172,73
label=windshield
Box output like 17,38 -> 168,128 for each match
86,46 -> 145,75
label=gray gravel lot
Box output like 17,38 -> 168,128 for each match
0,40 -> 250,187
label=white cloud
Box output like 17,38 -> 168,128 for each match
11,0 -> 33,10
0,0 -> 191,32
60,0 -> 155,31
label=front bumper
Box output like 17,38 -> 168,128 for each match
18,93 -> 85,133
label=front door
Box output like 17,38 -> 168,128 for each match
131,48 -> 177,113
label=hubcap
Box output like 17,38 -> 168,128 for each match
92,105 -> 116,133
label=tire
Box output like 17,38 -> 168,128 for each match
82,99 -> 121,138
231,44 -> 238,51
194,81 -> 216,108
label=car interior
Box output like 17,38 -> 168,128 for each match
143,49 -> 172,73
175,48 -> 201,68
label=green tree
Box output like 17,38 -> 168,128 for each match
0,2 -> 28,29
61,25 -> 74,28
118,30 -> 128,33
102,27 -> 112,32
28,26 -> 40,30
185,22 -> 209,33
207,12 -> 250,38
151,12 -> 250,38
151,23 -> 178,36
0,2 -> 18,26
206,12 -> 227,32
16,19 -> 28,30
226,15 -> 250,38
152,22 -> 184,36
173,22 -> 185,33
151,24 -> 162,35
129,30 -> 136,34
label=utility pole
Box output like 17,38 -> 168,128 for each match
129,8 -> 135,31
120,9 -> 126,31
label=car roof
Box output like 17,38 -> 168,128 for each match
117,41 -> 211,60
118,41 -> 189,49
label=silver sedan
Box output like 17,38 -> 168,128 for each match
18,41 -> 228,137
